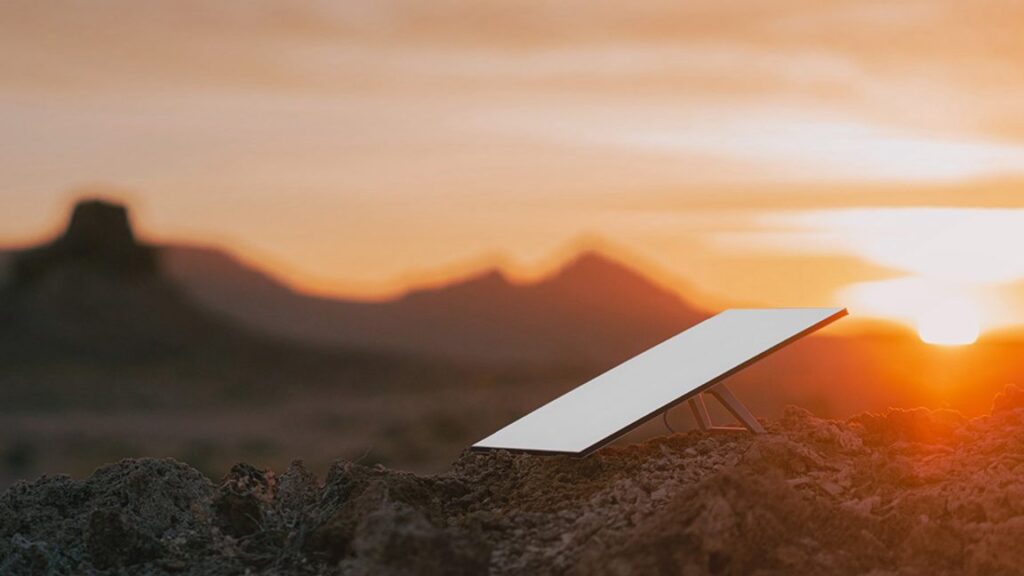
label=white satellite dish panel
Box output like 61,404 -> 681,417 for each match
473,307 -> 846,455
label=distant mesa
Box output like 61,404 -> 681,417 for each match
11,199 -> 156,285
0,198 -> 250,360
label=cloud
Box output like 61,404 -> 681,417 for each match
3,0 -> 1024,307
724,208 -> 1024,284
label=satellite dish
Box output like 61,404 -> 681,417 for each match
473,307 -> 847,455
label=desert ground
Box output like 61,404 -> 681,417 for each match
6,385 -> 1024,575
7,201 -> 1024,575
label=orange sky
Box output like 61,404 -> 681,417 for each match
3,1 -> 1024,337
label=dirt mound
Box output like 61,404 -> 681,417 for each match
6,388 -> 1024,575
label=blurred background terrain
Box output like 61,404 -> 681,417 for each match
2,199 -> 1023,487
4,1 -> 1024,488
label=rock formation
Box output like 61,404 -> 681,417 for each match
11,199 -> 156,284
6,386 -> 1024,575
0,199 -> 245,360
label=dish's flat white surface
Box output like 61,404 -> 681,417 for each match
473,307 -> 846,455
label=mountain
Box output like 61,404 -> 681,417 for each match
0,200 -> 242,361
163,247 -> 709,366
0,199 -> 443,389
0,200 -> 579,481
166,235 -> 1022,417
9,198 -> 1024,487
0,251 -> 11,286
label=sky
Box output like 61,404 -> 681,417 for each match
3,1 -> 1024,339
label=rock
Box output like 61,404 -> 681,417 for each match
351,501 -> 489,576
0,458 -> 215,573
779,405 -> 864,451
850,407 -> 967,446
86,508 -> 161,569
4,398 -> 1024,574
214,463 -> 276,538
991,384 -> 1024,414
0,534 -> 63,575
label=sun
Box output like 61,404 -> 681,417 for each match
917,299 -> 980,346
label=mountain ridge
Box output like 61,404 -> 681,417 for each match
162,244 -> 710,366
0,201 -> 712,366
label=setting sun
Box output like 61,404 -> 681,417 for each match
917,299 -> 980,346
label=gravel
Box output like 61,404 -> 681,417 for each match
7,385 -> 1024,575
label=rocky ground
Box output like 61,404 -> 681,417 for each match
6,386 -> 1024,575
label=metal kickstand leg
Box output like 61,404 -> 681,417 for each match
685,382 -> 766,434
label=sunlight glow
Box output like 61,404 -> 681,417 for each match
917,299 -> 980,346
839,278 -> 997,345
728,208 -> 1024,339
762,208 -> 1024,284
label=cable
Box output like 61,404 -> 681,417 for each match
659,407 -> 675,430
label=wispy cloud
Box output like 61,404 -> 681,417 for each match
3,0 -> 1024,313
